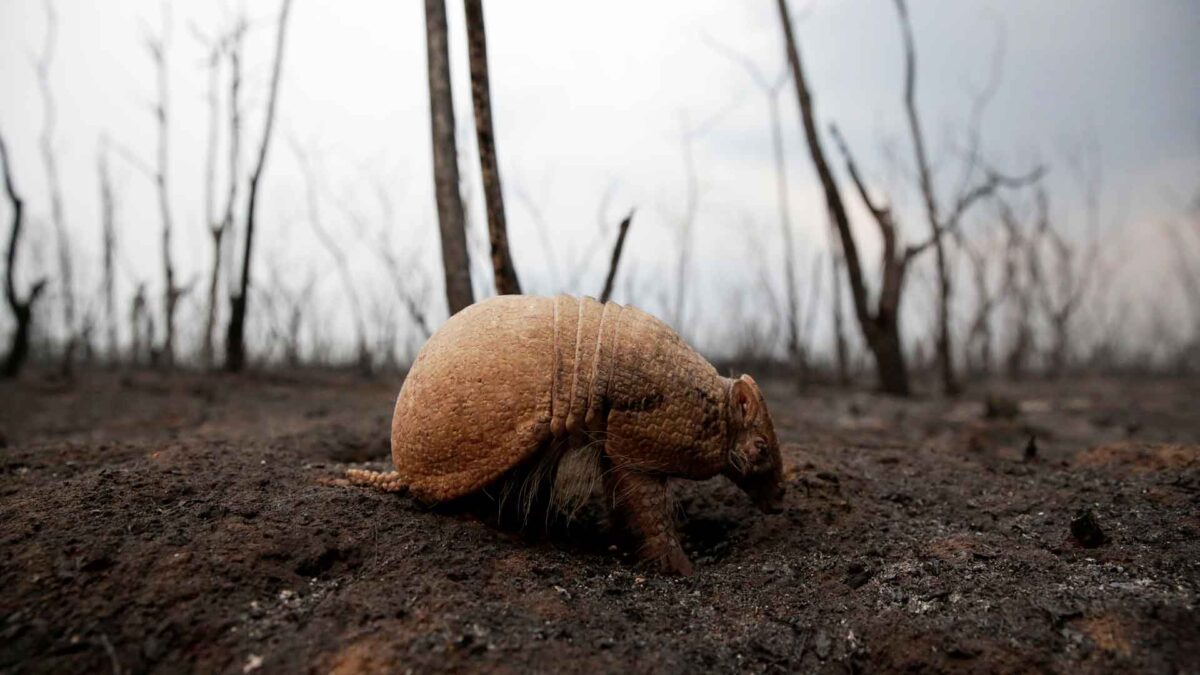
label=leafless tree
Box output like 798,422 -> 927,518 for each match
776,0 -> 1038,395
1,131 -> 49,377
464,0 -> 521,296
1030,187 -> 1096,376
292,141 -> 371,371
263,261 -> 317,369
369,181 -> 432,339
130,282 -> 153,367
776,0 -> 903,393
34,1 -> 77,373
226,0 -> 293,372
956,226 -> 1004,376
425,0 -> 474,316
704,36 -> 803,361
599,210 -> 635,303
892,0 -> 958,393
141,2 -> 189,366
995,197 -> 1037,379
197,15 -> 245,368
98,136 -> 118,365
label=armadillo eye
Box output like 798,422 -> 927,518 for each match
754,439 -> 768,455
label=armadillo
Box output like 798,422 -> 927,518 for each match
348,294 -> 785,575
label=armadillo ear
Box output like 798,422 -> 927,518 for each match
732,377 -> 759,425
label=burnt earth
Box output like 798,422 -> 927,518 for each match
1,371 -> 1197,673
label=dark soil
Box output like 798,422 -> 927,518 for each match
2,371 -> 1198,673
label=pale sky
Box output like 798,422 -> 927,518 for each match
0,0 -> 1197,363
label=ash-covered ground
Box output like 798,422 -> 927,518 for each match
1,372 -> 1197,673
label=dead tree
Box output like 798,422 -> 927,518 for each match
956,227 -> 1006,376
264,261 -> 317,368
225,0 -> 293,372
776,0 -> 1038,395
1030,187 -> 1094,377
370,182 -> 432,339
143,2 -> 187,367
776,0 -> 904,393
994,196 -> 1037,378
704,36 -> 802,360
293,141 -> 370,371
1,131 -> 48,377
599,210 -> 635,303
35,1 -> 76,373
425,0 -> 474,316
197,17 -> 244,368
893,0 -> 957,393
463,0 -> 521,295
98,136 -> 118,364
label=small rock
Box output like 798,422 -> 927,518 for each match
242,654 -> 263,673
1070,509 -> 1107,548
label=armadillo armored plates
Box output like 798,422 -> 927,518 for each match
348,294 -> 786,575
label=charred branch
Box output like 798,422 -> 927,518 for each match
599,210 -> 635,304
1,131 -> 49,377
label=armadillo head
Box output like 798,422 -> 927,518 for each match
723,374 -> 786,514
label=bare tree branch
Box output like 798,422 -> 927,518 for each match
599,210 -> 634,303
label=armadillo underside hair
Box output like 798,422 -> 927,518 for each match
489,436 -> 607,528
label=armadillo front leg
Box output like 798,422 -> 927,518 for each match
605,463 -> 694,576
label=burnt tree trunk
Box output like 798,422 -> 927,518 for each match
225,0 -> 292,372
463,0 -> 521,296
776,0 -> 911,395
1,132 -> 48,378
425,0 -> 474,315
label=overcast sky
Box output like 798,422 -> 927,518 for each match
0,0 -> 1197,360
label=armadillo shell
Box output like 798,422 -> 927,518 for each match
391,294 -> 728,503
391,295 -> 609,502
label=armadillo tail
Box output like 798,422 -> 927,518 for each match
346,468 -> 409,494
